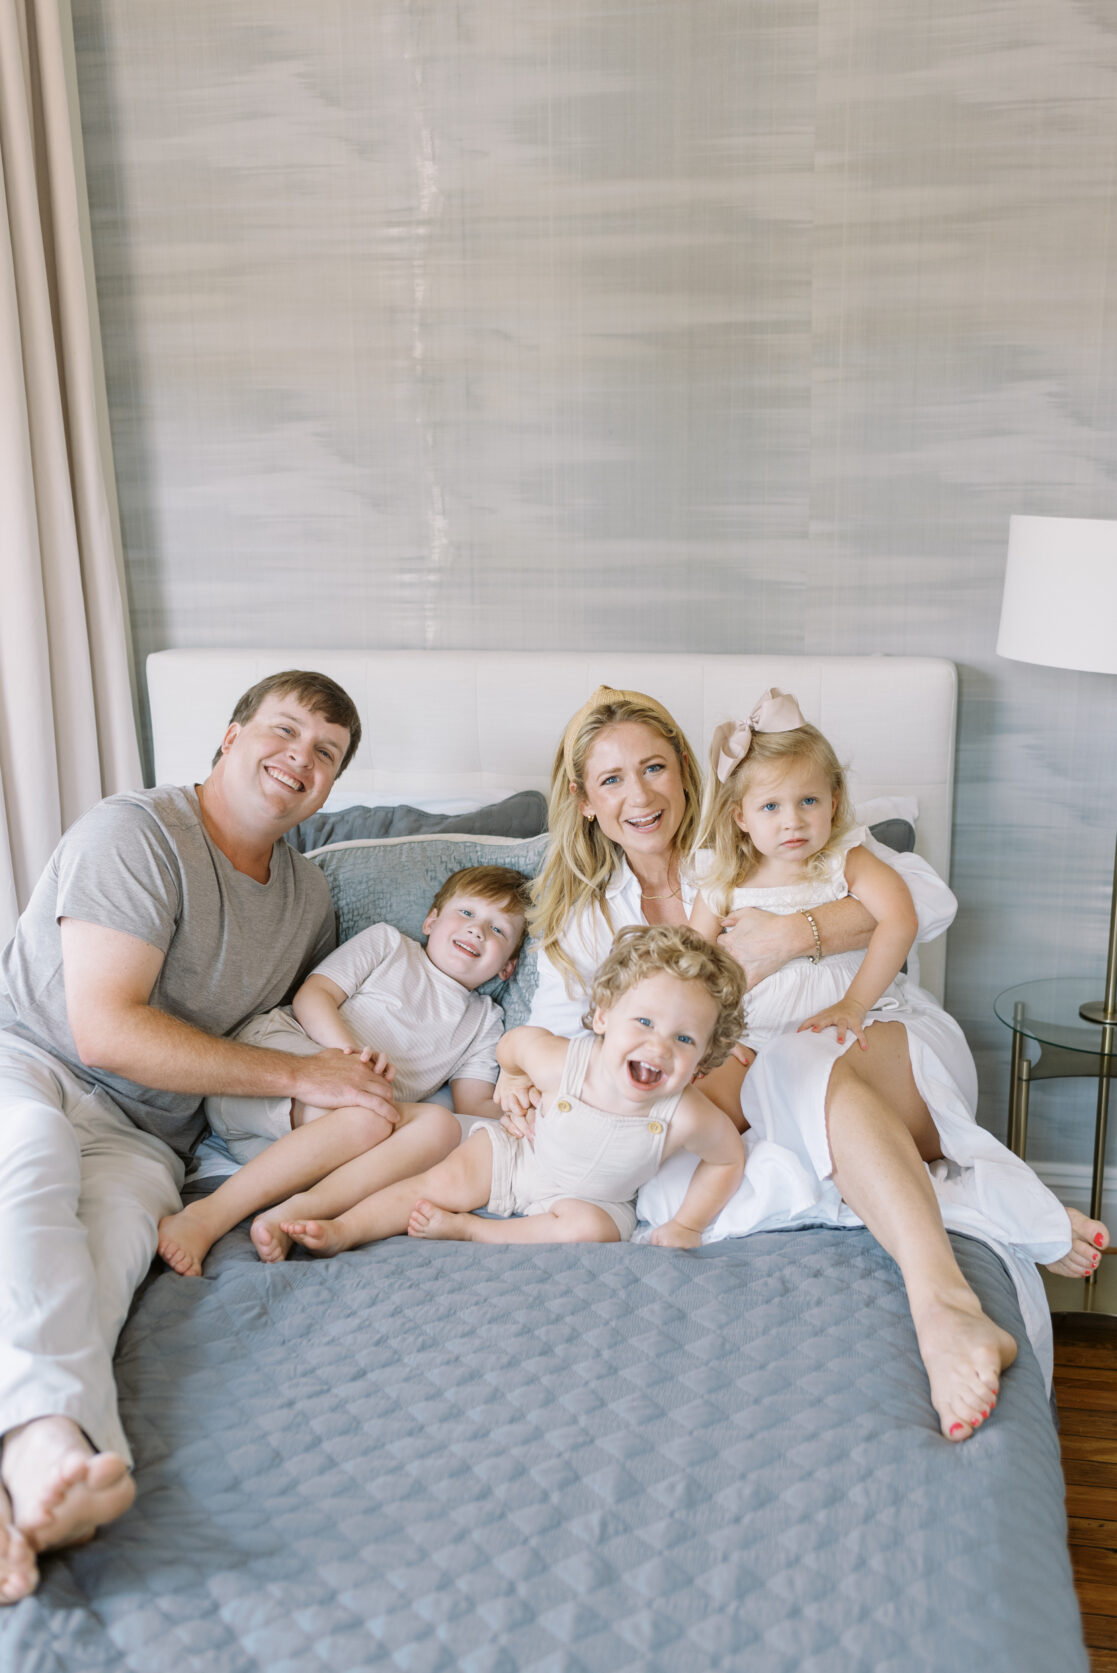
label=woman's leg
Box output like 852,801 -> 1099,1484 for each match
824,1022 -> 1016,1441
408,1197 -> 620,1245
826,1024 -> 1107,1262
282,1128 -> 497,1257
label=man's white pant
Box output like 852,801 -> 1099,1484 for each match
0,1034 -> 184,1463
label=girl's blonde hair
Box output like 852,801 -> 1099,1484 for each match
695,719 -> 855,914
584,924 -> 746,1074
529,686 -> 702,993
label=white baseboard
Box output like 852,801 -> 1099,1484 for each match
1029,1160 -> 1110,1218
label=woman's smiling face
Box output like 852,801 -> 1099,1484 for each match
577,721 -> 688,863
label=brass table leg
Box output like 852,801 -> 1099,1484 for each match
1008,1001 -> 1031,1158
1087,1020 -> 1117,1283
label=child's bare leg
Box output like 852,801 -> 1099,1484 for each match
824,1022 -> 1017,1443
253,1103 -> 463,1259
289,1097 -> 329,1128
409,1197 -> 620,1245
282,1128 -> 495,1257
1047,1206 -> 1110,1277
158,1101 -> 454,1276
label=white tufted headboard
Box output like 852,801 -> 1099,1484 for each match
147,649 -> 957,999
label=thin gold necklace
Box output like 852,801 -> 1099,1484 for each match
639,868 -> 681,902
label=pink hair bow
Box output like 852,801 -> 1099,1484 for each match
713,688 -> 807,782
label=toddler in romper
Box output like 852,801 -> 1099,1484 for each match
278,924 -> 748,1256
157,865 -> 530,1276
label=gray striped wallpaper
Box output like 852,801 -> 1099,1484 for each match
72,1 -> 1117,1192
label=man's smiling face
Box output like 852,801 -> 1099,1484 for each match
218,693 -> 351,829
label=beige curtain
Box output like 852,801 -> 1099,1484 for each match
0,0 -> 141,945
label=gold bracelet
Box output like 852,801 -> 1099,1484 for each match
800,909 -> 822,964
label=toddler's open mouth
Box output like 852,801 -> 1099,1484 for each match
627,1059 -> 664,1089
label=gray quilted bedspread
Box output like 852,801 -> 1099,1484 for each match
1,1226 -> 1085,1673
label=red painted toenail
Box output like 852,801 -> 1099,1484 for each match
982,1410 -> 989,1419
949,1423 -> 965,1436
1096,1234 -> 1106,1247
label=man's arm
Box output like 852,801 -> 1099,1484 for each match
60,919 -> 397,1118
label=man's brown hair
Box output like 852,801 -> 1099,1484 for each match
212,670 -> 362,774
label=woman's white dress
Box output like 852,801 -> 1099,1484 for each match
636,829 -> 1071,1383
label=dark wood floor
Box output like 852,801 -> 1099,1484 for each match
1054,1317 -> 1117,1672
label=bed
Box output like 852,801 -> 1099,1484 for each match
2,650 -> 1086,1672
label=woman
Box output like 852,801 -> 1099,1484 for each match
524,685 -> 1083,1443
528,684 -> 953,1118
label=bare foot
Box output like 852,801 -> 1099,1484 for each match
407,1199 -> 476,1241
280,1218 -> 348,1257
157,1203 -> 216,1277
911,1290 -> 1017,1441
0,1484 -> 38,1605
3,1418 -> 134,1557
1046,1207 -> 1109,1278
250,1215 -> 293,1263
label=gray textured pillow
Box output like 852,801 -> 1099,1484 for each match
312,832 -> 549,1029
311,819 -> 913,1037
869,817 -> 915,855
287,791 -> 548,853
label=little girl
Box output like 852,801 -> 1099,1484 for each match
674,688 -> 1108,1435
276,925 -> 747,1257
688,686 -> 925,1058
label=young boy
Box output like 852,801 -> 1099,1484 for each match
276,924 -> 748,1257
157,865 -> 531,1275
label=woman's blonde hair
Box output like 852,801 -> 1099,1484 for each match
694,720 -> 855,914
529,686 -> 702,993
584,924 -> 746,1074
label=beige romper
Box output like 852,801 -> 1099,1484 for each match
478,1032 -> 683,1239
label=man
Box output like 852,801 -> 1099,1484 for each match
0,671 -> 397,1603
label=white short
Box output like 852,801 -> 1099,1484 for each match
476,1123 -> 637,1240
203,1010 -> 319,1162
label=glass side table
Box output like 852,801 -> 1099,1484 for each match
995,977 -> 1117,1314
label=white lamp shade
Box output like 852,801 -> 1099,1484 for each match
997,515 -> 1117,675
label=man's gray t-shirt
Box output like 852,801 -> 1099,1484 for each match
0,785 -> 335,1156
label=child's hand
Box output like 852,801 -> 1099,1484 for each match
798,1000 -> 868,1049
342,1045 -> 396,1082
648,1218 -> 703,1250
496,1070 -> 540,1141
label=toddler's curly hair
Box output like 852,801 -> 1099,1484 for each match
584,924 -> 746,1074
